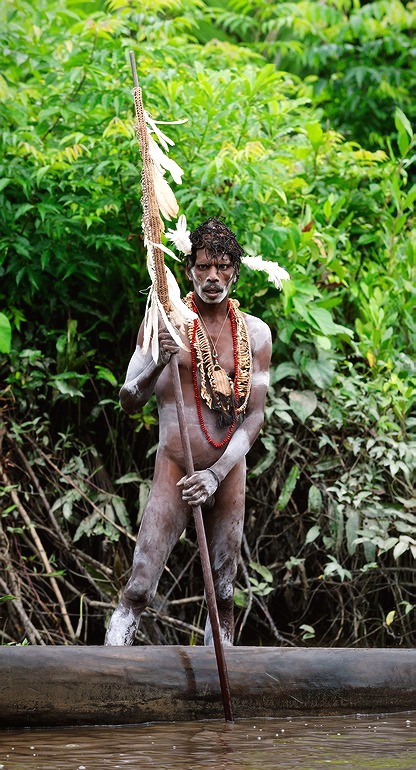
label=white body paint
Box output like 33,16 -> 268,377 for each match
105,243 -> 273,647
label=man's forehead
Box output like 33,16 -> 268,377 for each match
195,247 -> 232,264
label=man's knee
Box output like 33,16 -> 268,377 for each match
213,561 -> 237,600
123,573 -> 155,610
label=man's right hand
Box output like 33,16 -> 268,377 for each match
176,469 -> 220,507
158,329 -> 180,366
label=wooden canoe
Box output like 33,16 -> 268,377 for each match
1,646 -> 415,728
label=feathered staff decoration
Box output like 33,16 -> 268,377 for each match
129,55 -> 196,363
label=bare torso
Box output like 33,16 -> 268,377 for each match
155,311 -> 269,472
155,326 -> 238,470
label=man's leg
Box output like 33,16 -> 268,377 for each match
202,461 -> 246,646
105,456 -> 190,645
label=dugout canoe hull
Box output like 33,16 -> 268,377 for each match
1,646 -> 415,728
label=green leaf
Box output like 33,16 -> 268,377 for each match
304,358 -> 335,389
14,203 -> 34,220
394,108 -> 413,139
304,524 -> 320,545
250,437 -> 276,477
249,561 -> 273,583
272,362 -> 299,383
300,624 -> 315,640
289,390 -> 318,423
115,473 -> 143,484
398,130 -> 410,157
305,122 -> 323,150
393,540 -> 409,559
233,589 -> 248,608
307,307 -> 353,339
112,495 -> 131,531
308,485 -> 322,514
0,312 -> 12,354
95,366 -> 118,387
346,509 -> 360,556
275,465 -> 300,511
51,380 -> 84,397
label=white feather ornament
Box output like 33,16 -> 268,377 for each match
150,241 -> 182,262
241,255 -> 290,289
142,265 -> 196,361
152,167 -> 179,221
166,214 -> 192,255
148,135 -> 184,186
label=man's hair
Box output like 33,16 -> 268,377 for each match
188,218 -> 244,277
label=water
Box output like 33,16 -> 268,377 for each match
0,712 -> 414,770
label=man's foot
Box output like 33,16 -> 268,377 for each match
104,605 -> 137,645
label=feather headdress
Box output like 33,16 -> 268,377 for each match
166,216 -> 290,288
241,254 -> 290,289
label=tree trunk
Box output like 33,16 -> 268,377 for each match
1,646 -> 415,728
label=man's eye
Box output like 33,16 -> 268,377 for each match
219,264 -> 230,271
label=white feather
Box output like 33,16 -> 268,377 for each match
152,166 -> 179,220
242,255 -> 290,289
148,135 -> 184,185
165,263 -> 197,324
144,110 -> 174,151
150,297 -> 159,363
141,263 -> 196,362
166,214 -> 192,255
150,241 -> 182,262
142,288 -> 154,356
156,297 -> 188,352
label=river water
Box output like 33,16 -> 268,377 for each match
1,712 -> 415,770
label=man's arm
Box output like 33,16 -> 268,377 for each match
179,316 -> 272,505
119,324 -> 179,414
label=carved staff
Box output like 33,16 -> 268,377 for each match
129,52 -> 233,722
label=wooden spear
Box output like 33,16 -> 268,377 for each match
129,52 -> 233,722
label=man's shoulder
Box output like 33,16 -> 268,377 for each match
239,310 -> 272,359
241,311 -> 271,340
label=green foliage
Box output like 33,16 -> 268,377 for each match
0,312 -> 11,353
234,561 -> 274,607
0,0 -> 414,647
207,0 -> 416,148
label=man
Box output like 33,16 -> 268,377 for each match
105,218 -> 272,646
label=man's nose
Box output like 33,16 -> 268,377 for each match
206,265 -> 220,281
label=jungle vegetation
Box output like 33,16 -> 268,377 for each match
0,0 -> 415,647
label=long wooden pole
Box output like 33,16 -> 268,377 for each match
170,355 -> 233,722
128,52 -> 233,722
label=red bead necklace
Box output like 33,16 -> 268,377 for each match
190,295 -> 240,449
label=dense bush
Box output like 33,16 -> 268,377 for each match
1,0 -> 415,647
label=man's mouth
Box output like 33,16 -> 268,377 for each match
203,286 -> 221,294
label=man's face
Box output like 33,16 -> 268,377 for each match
187,248 -> 236,305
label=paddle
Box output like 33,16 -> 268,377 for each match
128,52 -> 233,723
